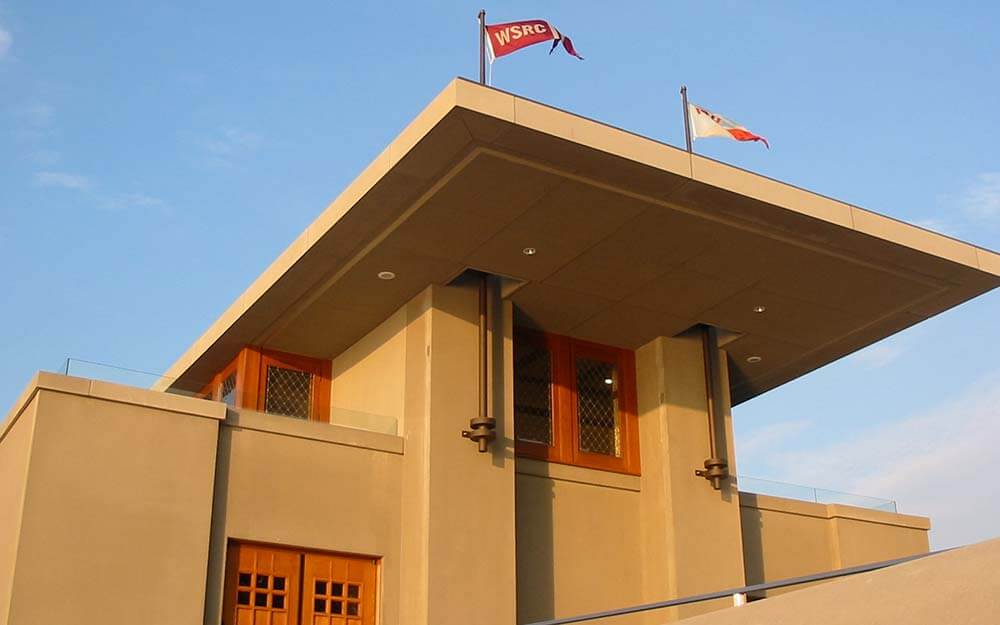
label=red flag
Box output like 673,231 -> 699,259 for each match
485,19 -> 583,61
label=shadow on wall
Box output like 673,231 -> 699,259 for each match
738,494 -> 766,587
516,466 -> 556,624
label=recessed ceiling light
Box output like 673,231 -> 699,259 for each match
604,378 -> 614,385
746,355 -> 763,363
752,305 -> 767,314
522,247 -> 537,256
377,271 -> 396,280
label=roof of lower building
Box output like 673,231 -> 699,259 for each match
159,78 -> 1000,404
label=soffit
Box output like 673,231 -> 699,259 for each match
162,78 -> 1000,405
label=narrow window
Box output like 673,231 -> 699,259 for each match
514,337 -> 554,446
575,356 -> 621,457
219,372 -> 237,407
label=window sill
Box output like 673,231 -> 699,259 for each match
516,457 -> 641,492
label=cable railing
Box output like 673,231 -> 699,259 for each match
524,549 -> 946,625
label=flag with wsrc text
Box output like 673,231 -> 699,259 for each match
485,19 -> 583,61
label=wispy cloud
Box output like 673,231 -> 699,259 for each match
33,171 -> 92,190
849,340 -> 905,368
763,372 -> 1000,548
960,172 -> 1000,222
0,25 -> 11,60
737,419 -> 812,458
100,193 -> 166,211
195,127 -> 261,167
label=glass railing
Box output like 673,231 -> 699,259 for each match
736,475 -> 897,513
54,358 -> 400,435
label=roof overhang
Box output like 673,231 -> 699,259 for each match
159,78 -> 1000,404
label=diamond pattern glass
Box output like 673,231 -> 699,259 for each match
576,357 -> 620,456
264,365 -> 313,419
220,373 -> 237,406
514,340 -> 553,445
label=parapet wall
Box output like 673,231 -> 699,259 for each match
739,492 -> 930,594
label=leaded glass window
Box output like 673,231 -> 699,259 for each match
220,372 -> 237,407
514,340 -> 554,446
264,365 -> 313,419
575,357 -> 621,457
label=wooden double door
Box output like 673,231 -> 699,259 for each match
224,542 -> 378,625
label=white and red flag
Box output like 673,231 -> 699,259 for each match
485,19 -> 583,61
688,103 -> 769,148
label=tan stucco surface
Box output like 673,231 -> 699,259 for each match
203,410 -> 405,625
330,305 -> 407,434
675,537 -> 1000,625
516,331 -> 747,625
740,493 -> 929,597
3,374 -> 224,625
0,391 -> 36,624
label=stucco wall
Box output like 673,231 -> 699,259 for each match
203,410 -> 405,625
740,492 -> 930,595
516,332 -> 748,625
0,390 -> 37,625
4,374 -> 224,625
330,306 -> 407,434
516,465 -> 646,625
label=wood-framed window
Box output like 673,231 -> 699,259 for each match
514,330 -> 640,475
223,541 -> 378,625
200,346 -> 331,421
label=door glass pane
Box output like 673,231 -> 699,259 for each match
264,365 -> 313,419
575,357 -> 620,456
514,339 -> 554,445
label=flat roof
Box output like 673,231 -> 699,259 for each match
160,78 -> 1000,404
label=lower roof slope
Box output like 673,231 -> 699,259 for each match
676,538 -> 1000,625
160,78 -> 1000,404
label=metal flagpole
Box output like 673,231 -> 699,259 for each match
479,10 -> 487,85
680,85 -> 693,153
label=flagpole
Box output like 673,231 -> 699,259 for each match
681,85 -> 693,153
478,9 -> 486,85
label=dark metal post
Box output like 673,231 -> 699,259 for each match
462,272 -> 497,452
695,325 -> 729,489
478,9 -> 487,84
681,85 -> 693,153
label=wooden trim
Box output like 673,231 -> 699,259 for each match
514,330 -> 641,476
257,348 -> 331,422
204,346 -> 331,421
513,330 -> 563,463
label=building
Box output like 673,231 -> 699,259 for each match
2,78 -> 997,625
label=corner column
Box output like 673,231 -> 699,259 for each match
636,329 -> 745,622
398,279 -> 517,625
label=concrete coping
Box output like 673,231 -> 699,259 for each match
516,457 -> 642,492
740,491 -> 931,530
1,371 -> 227,444
225,408 -> 404,455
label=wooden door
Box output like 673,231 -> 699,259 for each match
223,543 -> 301,625
301,551 -> 378,625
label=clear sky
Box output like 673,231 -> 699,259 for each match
1,2 -> 997,548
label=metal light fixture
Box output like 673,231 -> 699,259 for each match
746,355 -> 762,363
377,271 -> 396,280
522,247 -> 537,256
752,305 -> 767,314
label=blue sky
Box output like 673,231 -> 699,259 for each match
1,2 -> 997,547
